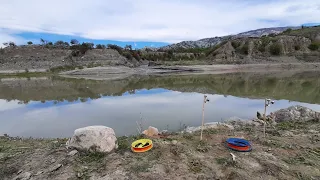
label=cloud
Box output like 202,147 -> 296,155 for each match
0,0 -> 320,43
0,99 -> 24,111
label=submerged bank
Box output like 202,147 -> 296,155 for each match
1,106 -> 319,180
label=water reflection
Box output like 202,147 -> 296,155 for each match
1,71 -> 320,138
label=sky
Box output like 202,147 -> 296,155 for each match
1,0 -> 320,48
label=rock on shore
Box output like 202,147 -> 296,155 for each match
66,126 -> 117,153
273,105 -> 320,122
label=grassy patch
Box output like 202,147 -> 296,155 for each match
78,152 -> 106,164
129,161 -> 151,173
195,140 -> 211,153
276,121 -> 307,130
215,157 -> 238,167
188,159 -> 203,173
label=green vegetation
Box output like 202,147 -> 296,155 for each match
269,43 -> 282,55
231,41 -> 241,49
27,41 -> 33,45
308,42 -> 320,51
237,42 -> 249,55
294,45 -> 301,50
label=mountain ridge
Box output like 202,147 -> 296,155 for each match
157,26 -> 301,50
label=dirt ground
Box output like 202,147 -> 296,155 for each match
1,119 -> 320,180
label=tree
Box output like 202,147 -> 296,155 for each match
47,42 -> 53,45
70,39 -> 79,45
9,42 -> 16,47
40,38 -> 47,45
96,44 -> 106,49
54,40 -> 64,46
27,41 -> 33,45
3,42 -> 8,47
125,44 -> 132,50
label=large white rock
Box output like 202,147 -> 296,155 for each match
66,126 -> 117,153
273,105 -> 320,122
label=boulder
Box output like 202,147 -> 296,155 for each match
142,126 -> 159,137
273,105 -> 320,123
66,126 -> 117,153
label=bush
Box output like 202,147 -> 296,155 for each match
237,43 -> 249,55
123,52 -> 133,60
96,44 -> 106,49
70,39 -> 79,45
294,45 -> 301,51
308,42 -> 319,51
70,42 -> 93,56
269,43 -> 282,55
231,41 -> 240,49
107,44 -> 123,54
27,41 -> 33,45
47,42 -> 53,46
283,28 -> 292,34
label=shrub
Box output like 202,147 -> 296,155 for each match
294,45 -> 301,51
237,43 -> 249,55
107,44 -> 123,54
132,51 -> 141,60
70,42 -> 93,56
231,41 -> 240,49
283,28 -> 292,34
96,44 -> 106,49
27,41 -> 33,45
123,52 -> 133,60
47,42 -> 53,46
269,43 -> 282,55
308,42 -> 319,51
70,39 -> 79,45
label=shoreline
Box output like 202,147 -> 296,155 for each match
1,112 -> 319,180
58,63 -> 320,80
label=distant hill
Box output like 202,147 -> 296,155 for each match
159,26 -> 300,50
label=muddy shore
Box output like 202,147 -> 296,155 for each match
57,63 -> 320,80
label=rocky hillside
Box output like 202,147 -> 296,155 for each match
159,26 -> 299,50
0,45 -> 144,71
141,26 -> 320,64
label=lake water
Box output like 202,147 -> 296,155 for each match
1,71 -> 320,138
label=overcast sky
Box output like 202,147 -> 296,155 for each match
0,0 -> 320,47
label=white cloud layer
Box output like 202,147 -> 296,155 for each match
0,0 -> 320,43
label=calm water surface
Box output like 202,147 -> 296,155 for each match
1,71 -> 320,138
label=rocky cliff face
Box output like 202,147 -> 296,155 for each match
207,34 -> 319,63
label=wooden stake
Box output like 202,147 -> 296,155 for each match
200,95 -> 207,141
263,98 -> 267,138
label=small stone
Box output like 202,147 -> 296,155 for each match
77,172 -> 83,178
17,170 -> 23,174
51,158 -> 56,163
13,172 -> 31,180
49,164 -> 62,172
68,150 -> 78,156
172,140 -> 178,145
52,140 -> 58,144
35,171 -> 43,176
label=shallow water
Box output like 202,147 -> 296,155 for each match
1,71 -> 320,138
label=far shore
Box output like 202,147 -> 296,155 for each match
1,63 -> 320,80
